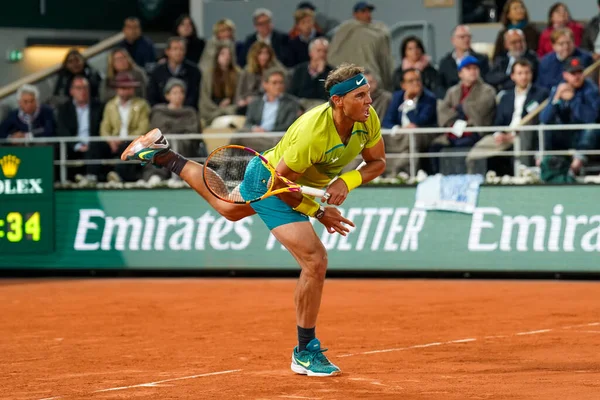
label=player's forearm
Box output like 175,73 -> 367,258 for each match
276,190 -> 303,209
358,159 -> 386,185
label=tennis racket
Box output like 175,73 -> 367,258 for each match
202,145 -> 330,204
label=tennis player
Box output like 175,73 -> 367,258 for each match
121,63 -> 386,376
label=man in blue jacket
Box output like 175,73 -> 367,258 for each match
466,59 -> 549,173
0,84 -> 55,141
536,28 -> 593,91
540,56 -> 600,174
382,68 -> 437,175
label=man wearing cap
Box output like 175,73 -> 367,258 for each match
240,8 -> 290,67
431,55 -> 496,174
328,2 -> 394,89
539,55 -> 600,175
436,25 -> 490,99
93,71 -> 150,181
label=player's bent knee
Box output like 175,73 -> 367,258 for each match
301,248 -> 328,280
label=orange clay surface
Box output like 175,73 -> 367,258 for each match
1,278 -> 600,400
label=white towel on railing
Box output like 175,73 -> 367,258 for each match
414,174 -> 484,214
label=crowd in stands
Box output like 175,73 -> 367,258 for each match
1,0 -> 600,183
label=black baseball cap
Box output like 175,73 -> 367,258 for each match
297,1 -> 316,10
353,1 -> 375,12
564,56 -> 585,73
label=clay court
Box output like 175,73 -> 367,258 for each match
2,278 -> 600,400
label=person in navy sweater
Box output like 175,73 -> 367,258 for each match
539,56 -> 600,174
382,68 -> 437,175
467,59 -> 549,173
536,27 -> 592,91
0,84 -> 55,141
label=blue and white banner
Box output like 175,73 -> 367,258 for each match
414,174 -> 484,214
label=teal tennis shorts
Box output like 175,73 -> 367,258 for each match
238,156 -> 308,231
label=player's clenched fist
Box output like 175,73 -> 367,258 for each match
322,179 -> 349,206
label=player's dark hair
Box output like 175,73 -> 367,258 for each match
325,63 -> 365,107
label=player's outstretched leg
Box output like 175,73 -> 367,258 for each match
121,128 -> 255,221
271,221 -> 341,377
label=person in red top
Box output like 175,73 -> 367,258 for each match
538,2 -> 584,57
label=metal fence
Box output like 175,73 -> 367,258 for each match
2,123 -> 600,183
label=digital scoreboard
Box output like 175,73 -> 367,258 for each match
0,146 -> 55,254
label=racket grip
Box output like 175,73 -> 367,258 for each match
300,186 -> 327,198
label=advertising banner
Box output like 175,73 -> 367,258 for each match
1,186 -> 599,272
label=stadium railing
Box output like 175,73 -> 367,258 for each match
2,123 -> 600,183
0,32 -> 125,117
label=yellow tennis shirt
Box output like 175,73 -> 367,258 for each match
262,103 -> 382,189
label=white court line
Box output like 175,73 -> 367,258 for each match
447,338 -> 477,343
515,329 -> 552,336
338,322 -> 597,358
93,369 -> 242,393
562,322 -> 600,329
38,397 -> 61,400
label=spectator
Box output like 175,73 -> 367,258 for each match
239,68 -> 302,152
539,56 -> 600,175
582,1 -> 600,57
147,37 -> 201,110
536,28 -> 592,91
486,29 -> 539,92
52,49 -> 102,102
240,8 -> 290,68
118,17 -> 156,70
364,70 -> 391,120
173,14 -> 205,64
287,37 -> 333,111
199,19 -> 244,72
431,56 -> 496,174
92,72 -> 150,181
147,78 -> 202,181
391,35 -> 439,92
382,68 -> 438,176
235,42 -> 283,115
290,2 -> 339,38
436,25 -> 490,99
537,3 -> 584,58
492,0 -> 539,60
467,59 -> 549,173
101,48 -> 147,102
56,76 -> 105,180
0,84 -> 55,141
243,68 -> 302,132
199,44 -> 241,126
328,2 -> 394,90
288,8 -> 322,67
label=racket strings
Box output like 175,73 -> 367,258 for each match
204,147 -> 269,203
